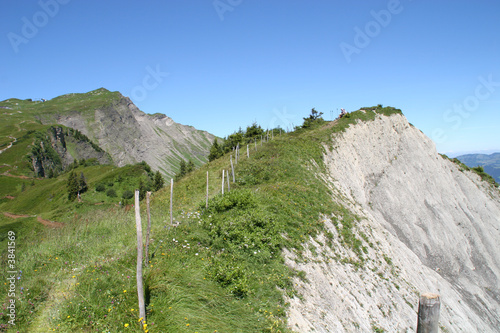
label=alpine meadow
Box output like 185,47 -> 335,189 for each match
1,92 -> 500,332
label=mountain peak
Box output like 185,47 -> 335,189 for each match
0,89 -> 216,178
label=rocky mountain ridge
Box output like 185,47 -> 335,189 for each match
2,88 -> 216,178
286,112 -> 500,332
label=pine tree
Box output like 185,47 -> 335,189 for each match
139,179 -> 147,201
179,160 -> 187,177
302,108 -> 324,129
175,160 -> 187,181
208,138 -> 223,162
67,171 -> 79,201
153,171 -> 165,192
245,122 -> 264,140
187,160 -> 195,173
78,172 -> 88,194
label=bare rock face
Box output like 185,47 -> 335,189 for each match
28,126 -> 112,178
53,95 -> 215,177
286,113 -> 500,332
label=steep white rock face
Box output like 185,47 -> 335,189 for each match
286,113 -> 500,332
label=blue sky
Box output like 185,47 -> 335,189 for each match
1,0 -> 499,156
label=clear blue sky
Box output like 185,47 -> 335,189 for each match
2,0 -> 499,156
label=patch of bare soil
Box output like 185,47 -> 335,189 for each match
1,170 -> 31,179
37,216 -> 64,228
3,212 -> 31,218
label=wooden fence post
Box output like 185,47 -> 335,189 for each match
144,191 -> 152,266
226,169 -> 230,191
221,170 -> 225,195
235,144 -> 239,164
247,144 -> 249,158
417,293 -> 440,333
170,179 -> 173,226
254,138 -> 257,151
261,135 -> 263,146
134,190 -> 146,326
206,171 -> 209,208
230,155 -> 235,183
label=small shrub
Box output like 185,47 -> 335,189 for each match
95,183 -> 105,192
471,165 -> 498,187
122,190 -> 134,200
472,166 -> 484,173
204,189 -> 257,214
106,188 -> 117,198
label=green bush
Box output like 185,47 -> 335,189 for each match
105,188 -> 117,198
121,190 -> 134,200
95,183 -> 105,192
203,189 -> 257,214
473,166 -> 484,173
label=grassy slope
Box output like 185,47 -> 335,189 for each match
0,107 -> 403,332
0,163 -> 150,219
455,153 -> 500,183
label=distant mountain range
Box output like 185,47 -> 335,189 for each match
455,152 -> 500,183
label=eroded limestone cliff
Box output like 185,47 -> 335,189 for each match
287,113 -> 500,332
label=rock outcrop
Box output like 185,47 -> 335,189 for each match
42,91 -> 215,177
286,112 -> 500,332
29,126 -> 112,178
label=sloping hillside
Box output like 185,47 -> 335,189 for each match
287,111 -> 500,332
2,107 -> 499,332
47,91 -> 215,177
0,88 -> 216,178
456,153 -> 500,183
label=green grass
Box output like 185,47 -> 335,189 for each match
0,108 -> 402,332
0,163 -> 151,223
440,154 -> 499,188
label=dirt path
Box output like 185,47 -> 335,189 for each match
1,170 -> 32,179
2,212 -> 64,228
0,136 -> 17,154
37,216 -> 64,228
3,212 -> 32,218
